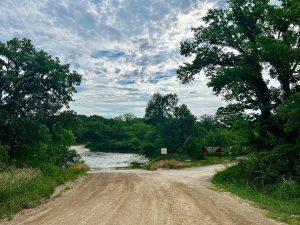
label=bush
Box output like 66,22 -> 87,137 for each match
213,165 -> 243,184
218,146 -> 299,189
272,178 -> 300,200
214,157 -> 300,196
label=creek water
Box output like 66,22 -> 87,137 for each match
71,145 -> 148,170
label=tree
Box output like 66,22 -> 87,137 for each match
198,115 -> 223,132
0,38 -> 81,160
115,113 -> 136,122
144,93 -> 200,157
262,0 -> 300,99
0,38 -> 81,119
173,104 -> 197,145
177,0 -> 299,140
145,93 -> 178,124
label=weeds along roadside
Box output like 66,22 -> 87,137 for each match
212,162 -> 300,225
0,163 -> 89,220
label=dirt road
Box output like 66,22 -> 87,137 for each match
4,165 -> 283,225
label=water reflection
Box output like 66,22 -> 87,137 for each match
80,151 -> 148,170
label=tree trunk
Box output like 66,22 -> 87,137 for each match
278,74 -> 292,100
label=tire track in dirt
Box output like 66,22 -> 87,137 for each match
3,166 -> 284,225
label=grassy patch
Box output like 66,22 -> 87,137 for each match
129,161 -> 145,169
213,166 -> 300,225
147,159 -> 192,170
146,156 -> 233,170
0,163 -> 89,220
196,156 -> 233,166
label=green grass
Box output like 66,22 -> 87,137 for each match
0,163 -> 89,220
195,156 -> 234,166
213,167 -> 300,225
145,156 -> 234,170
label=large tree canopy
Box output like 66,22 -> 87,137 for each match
0,38 -> 81,119
177,0 -> 299,135
0,38 -> 81,161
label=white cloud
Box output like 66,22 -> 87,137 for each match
0,0 -> 225,117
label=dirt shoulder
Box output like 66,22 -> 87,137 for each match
2,165 -> 284,225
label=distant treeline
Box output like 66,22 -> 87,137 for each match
70,93 -> 252,159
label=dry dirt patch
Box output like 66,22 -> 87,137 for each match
2,165 -> 284,225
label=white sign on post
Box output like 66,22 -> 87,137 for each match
161,148 -> 167,155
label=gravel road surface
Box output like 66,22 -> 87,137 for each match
3,165 -> 283,225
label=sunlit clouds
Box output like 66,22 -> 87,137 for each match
0,0 -> 225,117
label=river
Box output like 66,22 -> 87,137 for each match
71,145 -> 148,170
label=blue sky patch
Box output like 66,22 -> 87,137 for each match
91,50 -> 126,59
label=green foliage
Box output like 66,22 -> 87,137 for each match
0,38 -> 82,167
217,147 -> 298,189
74,93 -> 205,159
213,167 -> 300,225
211,92 -> 300,224
144,93 -> 200,158
129,161 -> 144,169
178,0 -> 299,143
0,38 -> 81,119
276,93 -> 300,140
145,93 -> 178,124
74,92 -> 253,160
0,164 -> 88,219
75,115 -> 155,156
176,0 -> 300,208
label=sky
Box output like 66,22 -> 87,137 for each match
0,0 -> 226,117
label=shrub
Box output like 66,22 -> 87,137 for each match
214,152 -> 300,192
218,146 -> 298,189
272,178 -> 300,200
213,165 -> 244,184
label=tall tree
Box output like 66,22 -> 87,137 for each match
173,104 -> 197,146
263,0 -> 300,99
177,0 -> 299,139
145,93 -> 178,125
145,93 -> 199,156
0,38 -> 81,158
0,38 -> 81,119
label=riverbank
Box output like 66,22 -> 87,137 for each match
71,145 -> 148,170
73,145 -> 234,171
